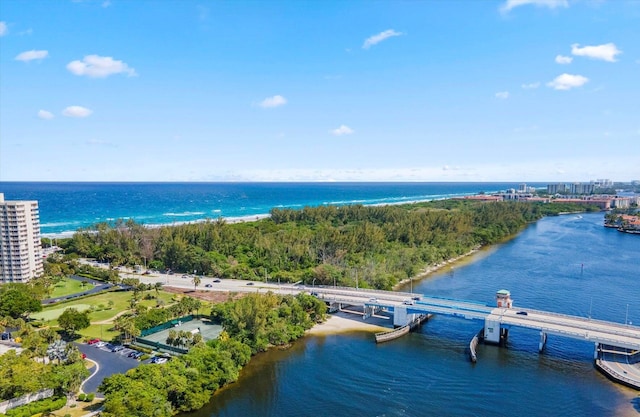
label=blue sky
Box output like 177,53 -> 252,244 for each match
1,0 -> 639,182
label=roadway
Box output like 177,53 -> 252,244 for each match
490,308 -> 640,351
78,259 -> 640,351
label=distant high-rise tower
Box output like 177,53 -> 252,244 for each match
0,193 -> 43,283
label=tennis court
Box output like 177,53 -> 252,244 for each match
141,318 -> 223,344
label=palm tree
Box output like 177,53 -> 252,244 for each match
192,275 -> 201,292
154,282 -> 163,299
115,315 -> 139,344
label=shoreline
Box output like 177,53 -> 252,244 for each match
307,312 -> 390,336
39,191 -> 497,238
393,246 -> 482,290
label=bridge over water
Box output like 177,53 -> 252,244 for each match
309,286 -> 640,360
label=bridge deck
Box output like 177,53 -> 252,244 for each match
312,287 -> 640,351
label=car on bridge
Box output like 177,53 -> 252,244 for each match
403,299 -> 414,305
516,311 -> 528,316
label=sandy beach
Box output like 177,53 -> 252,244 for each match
307,310 -> 392,336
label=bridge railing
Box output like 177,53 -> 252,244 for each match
498,312 -> 640,339
518,307 -> 638,332
311,285 -> 415,298
499,319 -> 640,349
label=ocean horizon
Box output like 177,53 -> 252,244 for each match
0,181 -> 543,237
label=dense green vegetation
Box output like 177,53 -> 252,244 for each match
61,201 -> 595,290
99,293 -> 325,416
0,284 -> 42,319
0,344 -> 89,404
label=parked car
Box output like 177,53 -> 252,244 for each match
133,351 -> 144,359
205,283 -> 213,288
94,341 -> 106,348
128,350 -> 139,358
81,353 -> 87,359
87,338 -> 101,345
151,356 -> 169,364
111,345 -> 125,352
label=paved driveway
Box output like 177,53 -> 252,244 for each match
42,275 -> 114,305
76,343 -> 145,394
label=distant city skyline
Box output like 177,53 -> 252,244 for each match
1,0 -> 639,182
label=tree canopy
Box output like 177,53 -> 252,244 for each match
57,308 -> 90,337
63,201 -> 592,290
0,284 -> 42,319
99,291 -> 324,416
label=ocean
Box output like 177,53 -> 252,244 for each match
0,182 -> 531,236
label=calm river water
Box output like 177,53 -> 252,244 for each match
185,212 -> 640,417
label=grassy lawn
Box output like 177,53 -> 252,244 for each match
32,290 -> 178,341
32,304 -> 93,321
49,277 -> 95,299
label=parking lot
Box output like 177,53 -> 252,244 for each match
76,342 -> 156,394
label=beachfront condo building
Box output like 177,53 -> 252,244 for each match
0,193 -> 43,283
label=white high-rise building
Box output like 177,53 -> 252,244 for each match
0,193 -> 43,283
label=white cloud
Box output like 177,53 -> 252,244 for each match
521,82 -> 540,89
571,43 -> 622,62
62,106 -> 93,118
67,55 -> 137,78
258,95 -> 287,108
547,73 -> 589,90
37,110 -> 54,120
18,28 -> 33,36
15,50 -> 49,62
330,125 -> 354,136
0,22 -> 7,37
362,29 -> 403,49
555,55 -> 573,64
500,0 -> 568,13
442,165 -> 461,171
495,91 -> 510,99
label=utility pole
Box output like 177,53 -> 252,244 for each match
626,304 -> 629,326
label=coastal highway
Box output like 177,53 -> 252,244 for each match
78,259 -> 303,295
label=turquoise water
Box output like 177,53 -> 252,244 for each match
0,182 -> 527,236
185,213 -> 640,417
